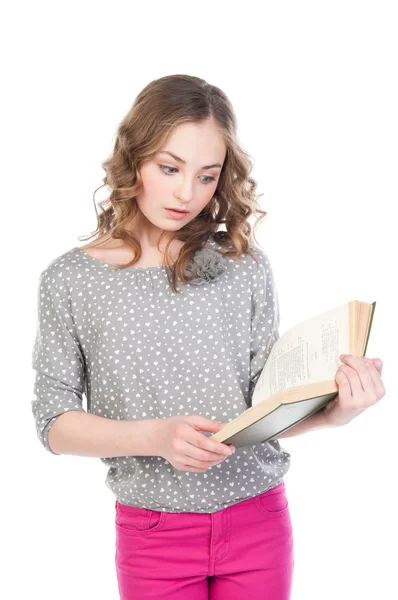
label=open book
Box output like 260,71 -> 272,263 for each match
210,300 -> 376,449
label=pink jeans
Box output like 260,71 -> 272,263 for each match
114,479 -> 294,599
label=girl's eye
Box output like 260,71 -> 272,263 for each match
158,164 -> 216,184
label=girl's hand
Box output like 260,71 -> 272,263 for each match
324,355 -> 386,427
153,415 -> 235,473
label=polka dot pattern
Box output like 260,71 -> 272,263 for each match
31,235 -> 291,513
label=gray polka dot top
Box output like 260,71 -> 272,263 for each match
31,234 -> 291,513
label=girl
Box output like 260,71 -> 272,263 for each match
32,74 -> 385,600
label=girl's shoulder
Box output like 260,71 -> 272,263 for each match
38,246 -> 84,289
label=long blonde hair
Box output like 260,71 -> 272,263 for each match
77,74 -> 268,292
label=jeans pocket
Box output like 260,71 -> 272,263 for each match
115,501 -> 168,534
254,480 -> 290,518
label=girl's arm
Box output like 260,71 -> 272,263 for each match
48,411 -> 159,457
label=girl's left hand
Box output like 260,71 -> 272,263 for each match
323,354 -> 386,427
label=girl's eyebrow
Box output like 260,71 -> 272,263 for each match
158,150 -> 222,170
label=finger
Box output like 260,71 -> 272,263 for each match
363,358 -> 385,396
375,358 -> 383,375
335,369 -> 351,402
180,450 -> 222,470
343,354 -> 383,377
193,432 -> 233,456
339,355 -> 375,394
183,440 -> 230,463
369,357 -> 383,376
337,364 -> 363,396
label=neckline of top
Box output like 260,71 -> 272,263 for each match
70,237 -> 216,272
72,247 -> 171,271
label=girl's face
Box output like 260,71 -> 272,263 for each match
135,119 -> 227,232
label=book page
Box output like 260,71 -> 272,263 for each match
252,302 -> 350,406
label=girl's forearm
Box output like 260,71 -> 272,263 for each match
47,411 -> 159,458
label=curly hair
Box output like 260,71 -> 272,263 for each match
75,74 -> 268,293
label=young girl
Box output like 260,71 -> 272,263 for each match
31,74 -> 385,600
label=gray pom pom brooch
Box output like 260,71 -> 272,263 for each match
183,246 -> 228,285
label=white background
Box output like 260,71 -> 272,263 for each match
1,1 -> 397,598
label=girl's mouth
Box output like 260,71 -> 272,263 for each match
165,208 -> 189,220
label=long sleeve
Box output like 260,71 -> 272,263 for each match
247,248 -> 281,407
31,270 -> 86,455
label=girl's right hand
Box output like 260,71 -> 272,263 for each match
154,415 -> 235,472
